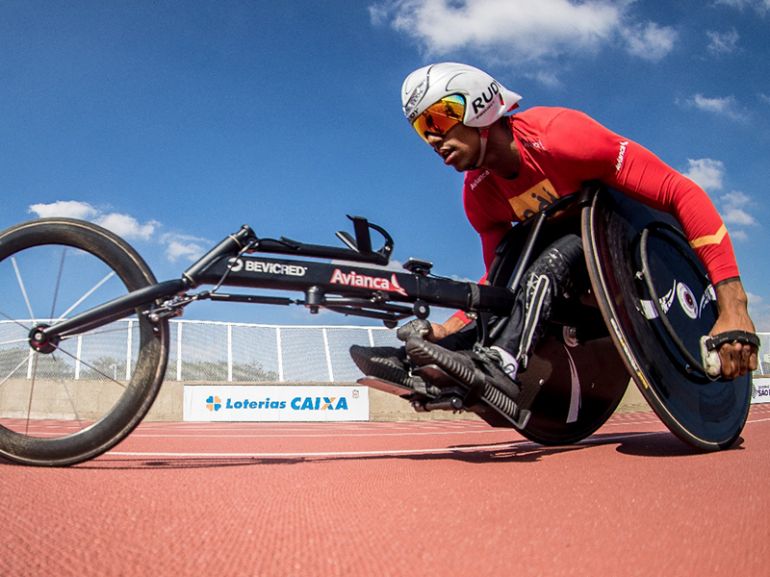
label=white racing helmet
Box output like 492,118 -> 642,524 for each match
402,62 -> 522,130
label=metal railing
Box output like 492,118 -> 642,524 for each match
1,319 -> 767,384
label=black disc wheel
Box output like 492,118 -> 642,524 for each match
583,188 -> 751,451
0,219 -> 170,466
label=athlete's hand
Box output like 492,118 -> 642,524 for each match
397,319 -> 434,342
710,280 -> 759,379
397,316 -> 468,343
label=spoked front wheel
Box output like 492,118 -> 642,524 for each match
0,219 -> 170,466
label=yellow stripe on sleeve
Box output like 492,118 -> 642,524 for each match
689,224 -> 728,249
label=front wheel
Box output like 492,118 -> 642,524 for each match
0,219 -> 170,466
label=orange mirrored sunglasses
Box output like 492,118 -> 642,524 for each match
411,94 -> 466,143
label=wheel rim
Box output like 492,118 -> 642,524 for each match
0,223 -> 166,464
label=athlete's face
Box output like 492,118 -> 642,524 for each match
425,123 -> 480,172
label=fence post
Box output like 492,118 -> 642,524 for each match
75,335 -> 83,380
276,327 -> 284,382
227,323 -> 233,382
125,319 -> 133,381
322,328 -> 334,382
176,321 -> 183,382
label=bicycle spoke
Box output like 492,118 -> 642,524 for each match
0,310 -> 33,332
11,257 -> 36,324
0,350 -> 33,390
54,345 -> 129,391
0,219 -> 168,465
24,353 -> 40,435
48,247 -> 67,321
0,336 -> 32,347
57,378 -> 84,430
57,271 -> 116,321
61,323 -> 134,340
48,322 -> 138,353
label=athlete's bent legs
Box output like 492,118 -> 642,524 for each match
492,233 -> 588,372
406,234 -> 588,395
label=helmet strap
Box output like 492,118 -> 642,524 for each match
473,127 -> 490,169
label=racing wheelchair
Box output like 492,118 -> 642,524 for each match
0,184 -> 756,466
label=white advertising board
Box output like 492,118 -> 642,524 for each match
752,378 -> 770,404
183,385 -> 369,422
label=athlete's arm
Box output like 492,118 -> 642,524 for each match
429,314 -> 472,341
546,110 -> 758,377
605,134 -> 756,376
440,188 -> 511,338
711,279 -> 758,378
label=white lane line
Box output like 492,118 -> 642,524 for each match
102,432 -> 662,460
127,429 -> 516,439
104,444 -> 524,460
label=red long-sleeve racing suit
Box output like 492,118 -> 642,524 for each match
453,106 -> 739,325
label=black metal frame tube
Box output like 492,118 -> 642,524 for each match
41,279 -> 187,339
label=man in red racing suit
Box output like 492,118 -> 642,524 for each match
350,62 -> 757,407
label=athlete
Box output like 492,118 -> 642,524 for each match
351,62 -> 758,404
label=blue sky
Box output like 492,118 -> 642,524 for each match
1,0 -> 769,329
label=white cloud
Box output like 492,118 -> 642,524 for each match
706,28 -> 739,54
370,0 -> 676,72
95,213 -> 159,241
687,93 -> 747,121
622,22 -> 678,61
730,229 -> 749,241
682,160 -> 758,237
714,0 -> 770,14
747,292 -> 770,333
368,3 -> 390,25
692,94 -> 731,113
722,207 -> 757,227
716,188 -> 758,237
721,190 -> 752,206
28,200 -> 159,241
683,158 -> 725,192
720,190 -> 758,227
529,70 -> 563,89
28,200 -> 99,220
161,233 -> 208,263
27,199 -> 211,263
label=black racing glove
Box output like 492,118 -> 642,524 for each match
397,319 -> 432,342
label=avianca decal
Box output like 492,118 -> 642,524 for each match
329,268 -> 408,296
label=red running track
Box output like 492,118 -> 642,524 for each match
2,405 -> 769,577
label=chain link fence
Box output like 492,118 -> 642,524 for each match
0,319 -> 401,384
1,319 -> 768,384
756,333 -> 770,376
166,320 -> 401,383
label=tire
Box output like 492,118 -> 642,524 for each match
0,219 -> 170,466
583,187 -> 750,451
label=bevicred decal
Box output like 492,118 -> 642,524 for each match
229,258 -> 307,277
330,269 -> 408,296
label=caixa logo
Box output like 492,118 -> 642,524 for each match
291,396 -> 349,411
204,395 -> 350,411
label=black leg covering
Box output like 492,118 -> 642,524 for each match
492,234 -> 588,368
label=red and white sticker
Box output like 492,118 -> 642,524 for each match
330,269 -> 407,296
676,282 -> 698,319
